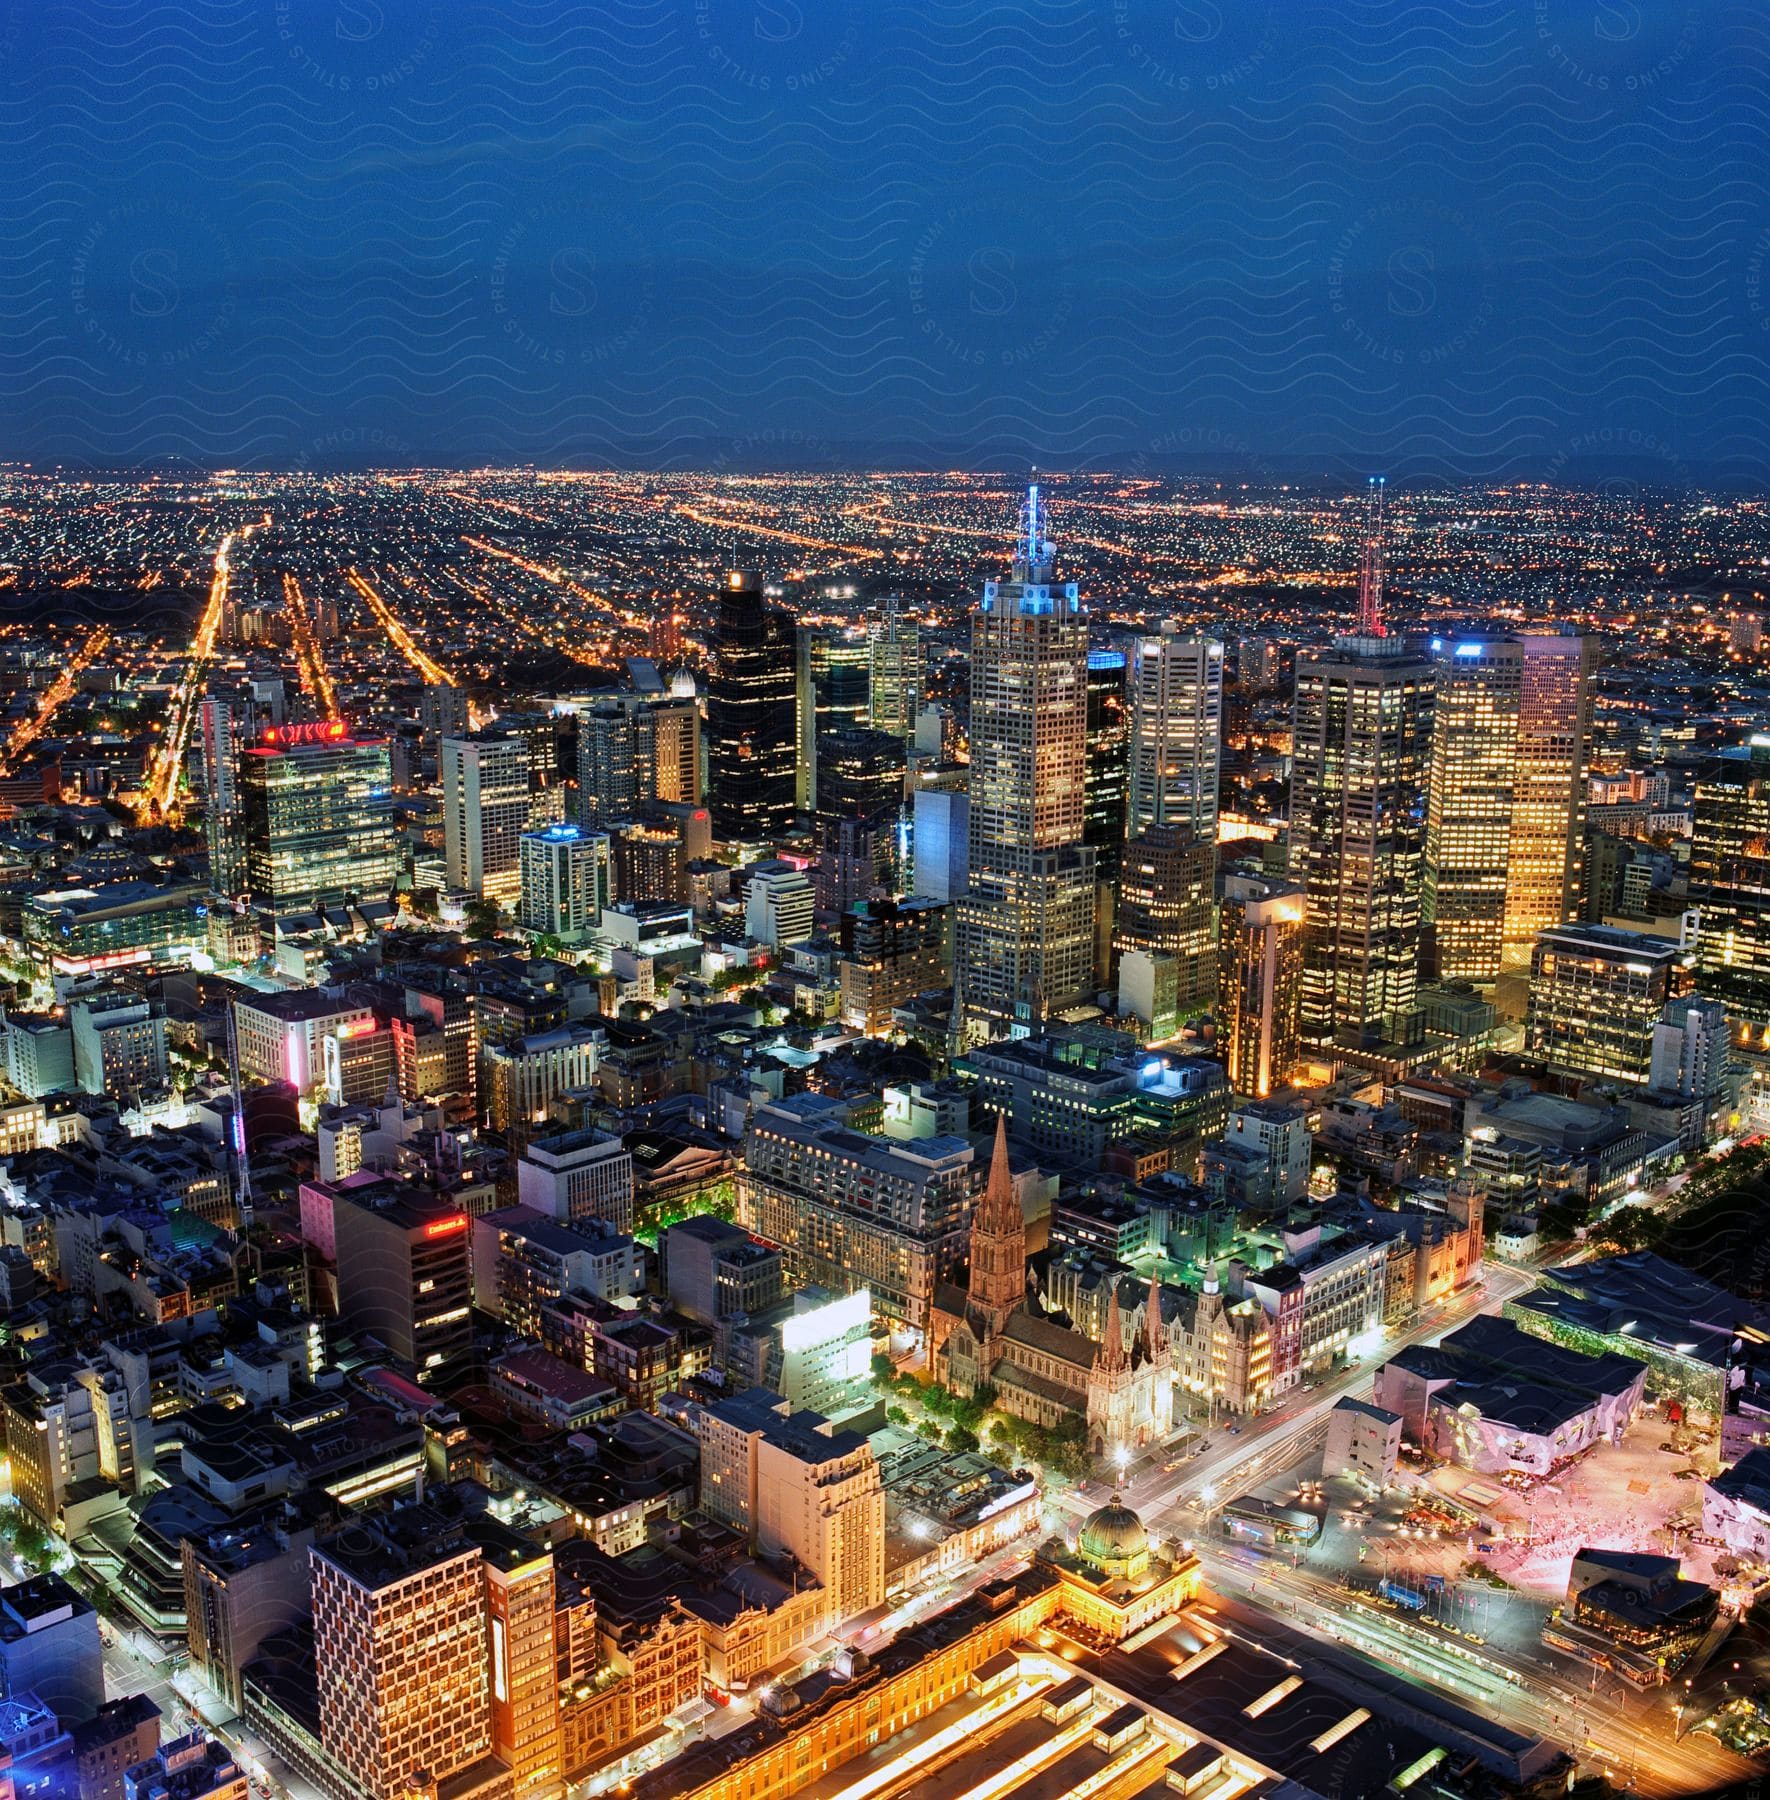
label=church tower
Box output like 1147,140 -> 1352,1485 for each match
967,1112 -> 1026,1336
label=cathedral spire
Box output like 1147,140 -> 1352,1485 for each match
1145,1266 -> 1165,1362
1098,1280 -> 1130,1375
967,1111 -> 1026,1331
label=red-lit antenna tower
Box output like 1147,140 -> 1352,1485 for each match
1357,475 -> 1387,637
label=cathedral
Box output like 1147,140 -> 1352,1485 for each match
928,1115 -> 1173,1456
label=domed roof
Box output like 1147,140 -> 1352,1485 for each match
1077,1495 -> 1148,1567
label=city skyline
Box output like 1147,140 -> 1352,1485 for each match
7,5 -> 1770,1800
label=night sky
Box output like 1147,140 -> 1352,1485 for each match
3,0 -> 1767,478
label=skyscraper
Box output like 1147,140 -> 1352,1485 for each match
577,693 -> 700,824
239,722 -> 398,908
310,1501 -> 559,1800
1218,871 -> 1305,1098
1288,638 -> 1435,1051
1114,824 -> 1216,1028
1424,631 -> 1598,988
1083,648 -> 1128,883
442,732 -> 531,905
955,487 -> 1096,1043
706,570 -> 796,845
1125,625 -> 1223,840
1691,734 -> 1770,1027
795,625 -> 870,811
868,601 -> 921,741
519,823 -> 609,944
1423,638 -> 1522,985
814,726 -> 906,914
199,694 -> 246,897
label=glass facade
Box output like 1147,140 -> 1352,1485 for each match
239,729 -> 398,907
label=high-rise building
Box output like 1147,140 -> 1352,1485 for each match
795,626 -> 870,811
707,570 -> 796,845
442,732 -> 531,905
309,1501 -> 558,1800
1125,626 -> 1223,840
1424,632 -> 1597,986
1288,636 -> 1435,1050
744,860 -> 816,949
519,823 -> 609,944
323,1178 -> 475,1378
868,602 -> 920,741
1083,649 -> 1128,884
956,487 -> 1096,1042
838,896 -> 949,1033
910,787 -> 968,905
1650,996 -> 1730,1102
1218,873 -> 1305,1098
577,695 -> 700,824
814,727 -> 905,914
1114,824 -> 1216,1027
239,723 -> 398,908
1691,736 -> 1770,1026
199,694 -> 247,897
1527,923 -> 1677,1087
609,819 -> 687,905
516,1128 -> 635,1234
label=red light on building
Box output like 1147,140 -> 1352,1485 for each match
423,1215 -> 469,1238
262,719 -> 352,747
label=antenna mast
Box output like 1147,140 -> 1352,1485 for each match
1357,475 -> 1387,637
226,997 -> 253,1236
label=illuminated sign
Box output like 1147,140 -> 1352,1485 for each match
261,720 -> 350,746
423,1214 -> 469,1238
779,1286 -> 870,1353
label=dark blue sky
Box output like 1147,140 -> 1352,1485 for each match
3,0 -> 1767,478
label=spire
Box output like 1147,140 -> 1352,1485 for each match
979,1111 -> 1019,1234
967,1111 -> 1027,1329
1145,1267 -> 1165,1361
1356,475 -> 1387,637
1098,1281 -> 1130,1374
1012,482 -> 1055,582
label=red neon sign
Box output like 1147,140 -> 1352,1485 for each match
262,720 -> 350,747
423,1215 -> 469,1238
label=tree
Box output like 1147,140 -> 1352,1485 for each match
1599,1204 -> 1664,1253
945,1424 -> 979,1454
464,898 -> 502,938
871,1352 -> 897,1383
885,1405 -> 908,1426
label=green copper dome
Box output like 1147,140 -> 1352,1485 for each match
1077,1495 -> 1148,1571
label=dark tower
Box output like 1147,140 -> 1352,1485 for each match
706,570 -> 796,845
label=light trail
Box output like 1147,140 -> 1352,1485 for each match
281,573 -> 340,719
0,625 -> 111,776
672,501 -> 884,561
144,517 -> 262,819
347,567 -> 457,687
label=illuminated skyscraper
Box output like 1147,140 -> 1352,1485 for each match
442,732 -> 531,905
707,570 -> 796,845
310,1501 -> 559,1800
1424,632 -> 1597,988
577,695 -> 699,823
955,487 -> 1096,1042
1125,625 -> 1223,840
1084,649 -> 1128,883
1218,872 -> 1305,1098
1691,735 -> 1770,1026
519,823 -> 609,944
867,601 -> 921,741
1288,636 -> 1435,1051
1114,824 -> 1215,1028
199,694 -> 246,897
815,726 -> 906,914
238,723 -> 397,909
795,625 -> 870,811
